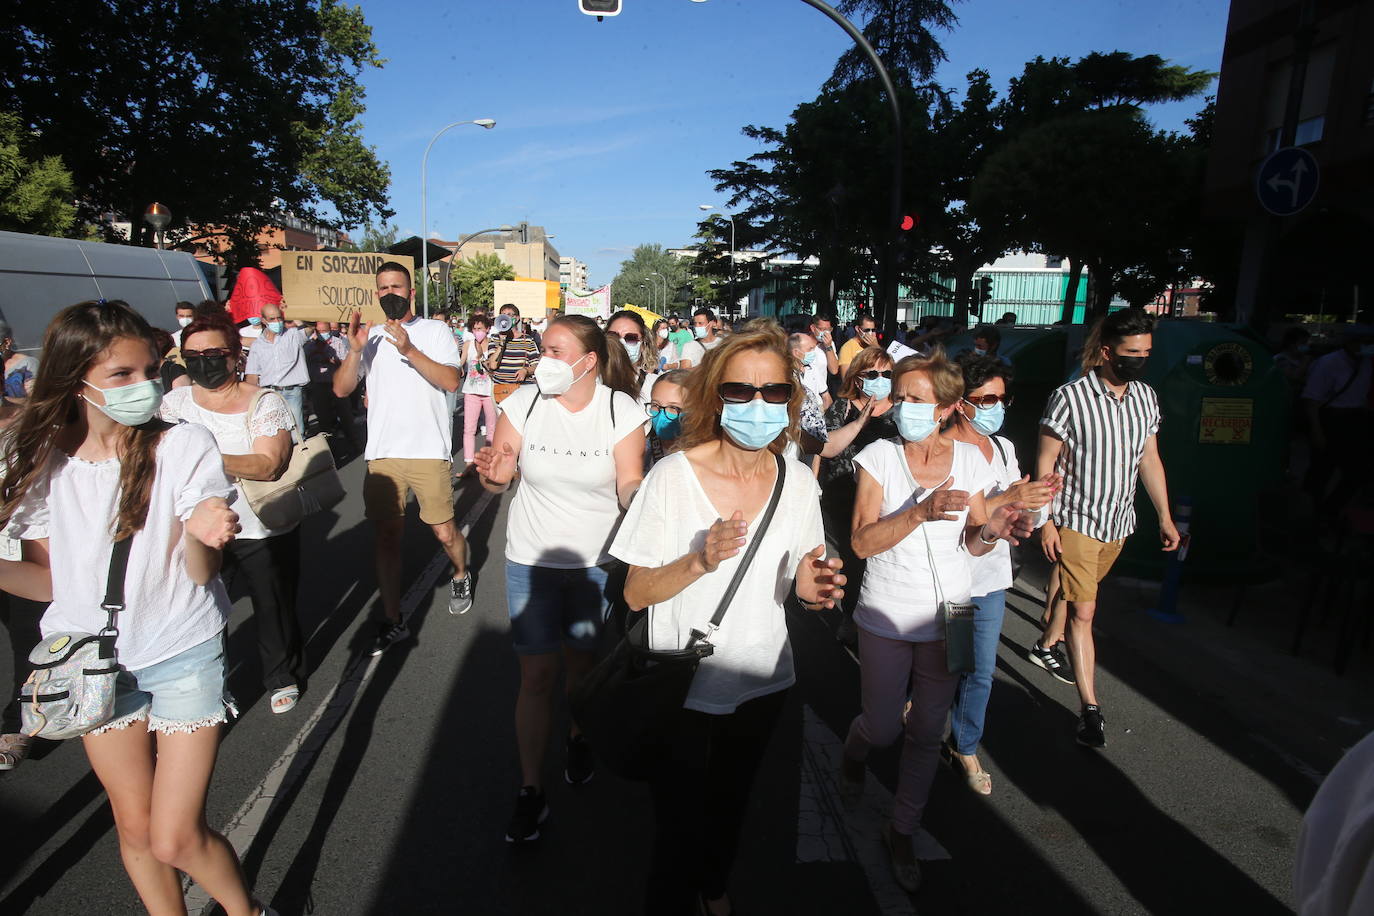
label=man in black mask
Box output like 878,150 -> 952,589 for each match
1031,308 -> 1179,748
334,261 -> 472,655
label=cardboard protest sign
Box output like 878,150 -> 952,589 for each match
279,252 -> 415,324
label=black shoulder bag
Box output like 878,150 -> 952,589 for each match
571,452 -> 787,781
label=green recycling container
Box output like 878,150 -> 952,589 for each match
1113,321 -> 1288,581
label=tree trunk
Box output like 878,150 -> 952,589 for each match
953,270 -> 972,327
1061,257 -> 1083,324
1087,261 -> 1115,322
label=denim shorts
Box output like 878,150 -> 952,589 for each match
505,561 -> 614,655
87,632 -> 238,736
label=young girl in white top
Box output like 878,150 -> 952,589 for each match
606,309 -> 659,402
611,321 -> 845,916
0,301 -> 271,916
474,315 -> 645,844
842,352 -> 1031,894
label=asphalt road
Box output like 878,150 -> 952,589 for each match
1,440 -> 1362,915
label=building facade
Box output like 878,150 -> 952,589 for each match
559,256 -> 589,292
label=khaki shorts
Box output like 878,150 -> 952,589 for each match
1058,527 -> 1125,602
364,458 -> 454,526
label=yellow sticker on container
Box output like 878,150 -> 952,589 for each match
49,635 -> 71,653
1200,397 -> 1253,445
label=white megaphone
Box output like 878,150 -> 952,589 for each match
492,313 -> 515,335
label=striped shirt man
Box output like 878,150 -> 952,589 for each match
487,334 -> 539,384
1040,371 -> 1161,542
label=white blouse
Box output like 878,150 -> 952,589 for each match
160,387 -> 296,540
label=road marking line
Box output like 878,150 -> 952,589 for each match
1247,733 -> 1324,786
184,490 -> 496,915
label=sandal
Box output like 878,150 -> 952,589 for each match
0,733 -> 33,770
270,686 -> 300,715
882,822 -> 922,893
944,737 -> 993,796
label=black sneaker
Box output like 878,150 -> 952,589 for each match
448,571 -> 473,616
370,619 -> 410,657
1048,642 -> 1076,684
1027,642 -> 1075,685
1077,705 -> 1106,748
505,786 -> 549,842
564,734 -> 595,785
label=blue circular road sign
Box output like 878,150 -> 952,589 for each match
1256,146 -> 1320,217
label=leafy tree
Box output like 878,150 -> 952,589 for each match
610,244 -> 694,316
341,221 -> 400,253
0,112 -> 76,236
826,0 -> 960,88
0,0 -> 393,267
450,251 -> 514,316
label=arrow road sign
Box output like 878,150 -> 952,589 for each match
1256,146 -> 1320,216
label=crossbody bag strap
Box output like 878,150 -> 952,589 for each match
98,535 -> 134,658
687,452 -> 787,648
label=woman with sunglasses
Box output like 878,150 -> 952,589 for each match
942,355 -> 1058,794
610,320 -> 845,916
159,311 -> 304,715
840,352 -> 1032,893
645,368 -> 689,466
606,309 -> 658,401
474,315 -> 645,844
819,347 -> 898,642
0,301 -> 271,915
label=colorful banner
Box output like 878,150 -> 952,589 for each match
564,284 -> 611,319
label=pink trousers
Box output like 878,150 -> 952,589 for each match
844,629 -> 960,834
462,393 -> 497,463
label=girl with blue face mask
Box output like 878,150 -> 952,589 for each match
645,369 -> 690,467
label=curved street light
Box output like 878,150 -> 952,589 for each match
421,118 -> 496,318
443,224 -> 515,315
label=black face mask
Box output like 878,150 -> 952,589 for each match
379,293 -> 410,321
185,355 -> 234,390
1110,354 -> 1148,382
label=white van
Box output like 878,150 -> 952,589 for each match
0,230 -> 213,351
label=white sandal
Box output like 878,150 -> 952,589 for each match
270,686 -> 300,715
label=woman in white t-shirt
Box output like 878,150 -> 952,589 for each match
607,309 -> 659,402
459,314 -> 496,473
160,311 -> 302,715
942,355 -> 1057,796
611,320 -> 845,916
841,352 -> 1031,894
474,314 -> 646,844
0,301 -> 272,916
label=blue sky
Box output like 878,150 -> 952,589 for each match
355,0 -> 1228,289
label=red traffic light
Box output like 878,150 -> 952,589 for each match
900,214 -> 918,231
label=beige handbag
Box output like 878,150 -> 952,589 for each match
239,390 -> 345,530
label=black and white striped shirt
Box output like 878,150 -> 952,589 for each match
1040,371 -> 1161,543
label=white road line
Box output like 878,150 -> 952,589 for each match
1247,733 -> 1324,787
184,490 -> 495,915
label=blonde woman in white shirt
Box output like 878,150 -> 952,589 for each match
475,315 -> 645,844
841,352 -> 1031,894
0,301 -> 272,916
610,320 -> 845,916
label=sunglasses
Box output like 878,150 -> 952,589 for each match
182,348 -> 235,360
964,393 -> 1013,408
858,369 -> 893,380
646,403 -> 682,419
718,382 -> 793,404
607,331 -> 642,344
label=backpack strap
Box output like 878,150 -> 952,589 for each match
99,536 -> 134,659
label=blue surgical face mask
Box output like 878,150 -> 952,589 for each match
861,376 -> 891,400
318,331 -> 331,340
968,400 -> 1005,435
694,325 -> 709,339
267,320 -> 284,334
894,401 -> 940,443
973,347 -> 988,357
650,410 -> 681,440
622,339 -> 642,362
720,398 -> 789,450
247,316 -> 261,326
83,378 -> 163,427
802,348 -> 819,367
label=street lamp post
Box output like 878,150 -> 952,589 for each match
698,205 -> 735,316
443,225 -> 515,317
144,202 -> 171,250
650,270 -> 669,315
421,118 -> 496,319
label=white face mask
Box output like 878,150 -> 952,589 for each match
534,353 -> 592,396
177,316 -> 192,328
622,339 -> 642,361
657,328 -> 669,340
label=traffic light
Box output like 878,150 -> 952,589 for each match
578,0 -> 621,18
517,221 -> 530,245
977,276 -> 993,303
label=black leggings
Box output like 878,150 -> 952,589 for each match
646,688 -> 788,914
224,527 -> 304,691
1,592 -> 45,734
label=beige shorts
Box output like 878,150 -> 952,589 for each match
364,458 -> 454,526
1058,527 -> 1125,602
